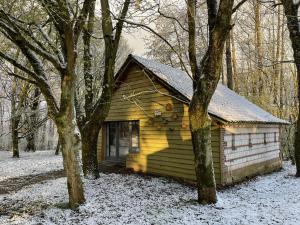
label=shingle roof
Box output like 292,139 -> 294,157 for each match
128,55 -> 288,124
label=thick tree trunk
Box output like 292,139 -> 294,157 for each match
56,27 -> 86,207
79,0 -> 130,178
295,83 -> 300,176
25,133 -> 35,152
57,83 -> 85,207
81,124 -> 100,179
189,99 -> 216,203
57,124 -> 85,208
25,88 -> 40,152
282,0 -> 300,176
187,0 -> 234,204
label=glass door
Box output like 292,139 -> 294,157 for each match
118,122 -> 130,158
107,122 -> 117,159
106,121 -> 140,161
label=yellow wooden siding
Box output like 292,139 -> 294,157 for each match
97,65 -> 221,183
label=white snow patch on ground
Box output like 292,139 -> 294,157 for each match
0,157 -> 300,225
0,150 -> 63,181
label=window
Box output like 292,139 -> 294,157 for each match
274,132 -> 277,142
106,121 -> 140,160
249,133 -> 252,147
130,121 -> 140,153
232,133 -> 236,150
264,133 -> 267,145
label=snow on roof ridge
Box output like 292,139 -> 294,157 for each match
130,55 -> 288,124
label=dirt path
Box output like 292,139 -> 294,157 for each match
0,170 -> 65,219
0,169 -> 65,195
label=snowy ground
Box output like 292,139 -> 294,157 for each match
0,150 -> 63,182
0,151 -> 300,225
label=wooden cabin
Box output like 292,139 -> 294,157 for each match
97,55 -> 288,185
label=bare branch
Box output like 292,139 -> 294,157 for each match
157,3 -> 188,32
0,52 -> 36,78
233,0 -> 248,13
114,17 -> 193,79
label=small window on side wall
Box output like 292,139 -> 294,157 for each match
264,133 -> 267,145
249,133 -> 252,147
232,133 -> 236,150
274,132 -> 277,142
130,121 -> 140,153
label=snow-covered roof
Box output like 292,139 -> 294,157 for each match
124,55 -> 288,124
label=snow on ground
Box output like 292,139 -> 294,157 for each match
0,150 -> 63,182
0,157 -> 300,225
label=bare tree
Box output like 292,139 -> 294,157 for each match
24,87 -> 41,152
77,0 -> 131,178
281,0 -> 300,176
0,0 -> 93,208
187,0 -> 235,203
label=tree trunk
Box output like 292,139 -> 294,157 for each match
25,133 -> 35,152
0,101 -> 3,150
79,0 -> 130,178
55,26 -> 86,207
55,135 -> 61,155
56,68 -> 85,207
57,124 -> 85,208
81,124 -> 100,178
25,87 -> 40,152
281,0 -> 300,176
231,31 -> 238,92
189,99 -> 216,203
226,33 -> 234,90
11,113 -> 20,158
187,0 -> 234,204
279,13 -> 285,119
254,0 -> 263,96
11,76 -> 19,158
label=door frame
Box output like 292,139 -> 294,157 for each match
105,121 -> 140,162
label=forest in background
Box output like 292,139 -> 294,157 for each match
0,0 -> 299,207
0,0 -> 296,160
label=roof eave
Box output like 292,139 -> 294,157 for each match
114,55 -> 290,126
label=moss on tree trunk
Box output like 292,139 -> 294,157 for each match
189,95 -> 217,203
81,124 -> 100,178
57,119 -> 85,208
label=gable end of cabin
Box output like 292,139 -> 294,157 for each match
97,63 -> 222,184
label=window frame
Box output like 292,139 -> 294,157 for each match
106,120 -> 140,160
263,133 -> 267,145
232,133 -> 236,150
248,133 -> 253,148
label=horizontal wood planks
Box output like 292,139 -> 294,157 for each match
97,65 -> 221,183
223,126 -> 281,172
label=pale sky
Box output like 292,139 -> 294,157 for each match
124,30 -> 149,56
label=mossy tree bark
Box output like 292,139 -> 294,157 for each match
81,123 -> 101,178
25,88 -> 41,152
0,1 -> 97,208
281,0 -> 300,176
187,0 -> 234,204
